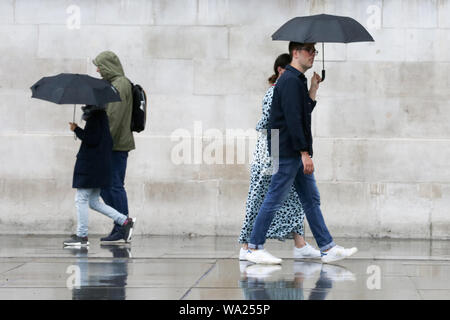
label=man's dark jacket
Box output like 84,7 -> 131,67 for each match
268,65 -> 316,158
72,110 -> 113,189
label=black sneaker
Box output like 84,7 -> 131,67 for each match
123,217 -> 137,243
100,245 -> 132,258
63,245 -> 89,256
100,230 -> 126,244
64,234 -> 89,246
107,224 -> 122,237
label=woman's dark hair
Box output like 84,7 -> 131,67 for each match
268,53 -> 292,84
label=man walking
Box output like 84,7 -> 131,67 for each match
246,42 -> 357,264
93,51 -> 136,243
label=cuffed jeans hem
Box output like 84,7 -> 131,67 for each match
320,241 -> 336,252
248,243 -> 264,250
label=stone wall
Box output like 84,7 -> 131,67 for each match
0,0 -> 449,239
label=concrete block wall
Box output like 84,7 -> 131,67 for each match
0,0 -> 449,239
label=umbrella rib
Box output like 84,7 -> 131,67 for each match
334,18 -> 349,43
306,19 -> 319,43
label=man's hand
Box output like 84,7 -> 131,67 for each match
311,71 -> 322,89
69,122 -> 78,132
309,72 -> 322,101
301,152 -> 314,175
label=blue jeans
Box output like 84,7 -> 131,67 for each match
249,157 -> 335,252
101,151 -> 129,234
76,188 -> 128,237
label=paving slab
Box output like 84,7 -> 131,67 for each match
0,235 -> 448,300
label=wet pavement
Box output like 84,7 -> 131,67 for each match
0,235 -> 449,300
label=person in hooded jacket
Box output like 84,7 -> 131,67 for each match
64,105 -> 136,247
92,51 -> 136,243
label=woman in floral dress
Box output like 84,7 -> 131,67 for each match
238,53 -> 320,261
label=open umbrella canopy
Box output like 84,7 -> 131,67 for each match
272,14 -> 374,43
30,73 -> 121,105
272,14 -> 374,81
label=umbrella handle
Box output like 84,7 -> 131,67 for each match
321,42 -> 325,82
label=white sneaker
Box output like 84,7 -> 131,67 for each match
293,261 -> 323,278
293,243 -> 321,259
321,264 -> 356,281
239,248 -> 248,261
245,249 -> 282,265
239,260 -> 252,273
245,264 -> 282,279
321,245 -> 358,263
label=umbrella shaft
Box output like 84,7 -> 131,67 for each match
73,104 -> 77,140
322,42 -> 324,70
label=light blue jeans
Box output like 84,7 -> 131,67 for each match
76,188 -> 128,237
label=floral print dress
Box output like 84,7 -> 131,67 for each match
239,85 -> 305,243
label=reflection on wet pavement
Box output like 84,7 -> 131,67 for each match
68,245 -> 130,300
0,235 -> 449,300
239,261 -> 356,300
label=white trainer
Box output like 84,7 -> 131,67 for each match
245,249 -> 282,265
245,264 -> 282,278
321,264 -> 356,281
239,248 -> 248,261
293,261 -> 323,277
293,243 -> 321,259
321,245 -> 358,263
239,260 -> 252,273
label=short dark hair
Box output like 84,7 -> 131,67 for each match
288,41 -> 317,57
288,41 -> 305,56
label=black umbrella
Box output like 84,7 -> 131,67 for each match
30,73 -> 121,122
272,14 -> 374,81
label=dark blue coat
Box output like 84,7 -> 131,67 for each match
268,65 -> 317,158
72,110 -> 113,189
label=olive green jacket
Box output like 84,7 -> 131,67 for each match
93,51 -> 135,151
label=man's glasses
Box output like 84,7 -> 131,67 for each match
299,47 -> 319,56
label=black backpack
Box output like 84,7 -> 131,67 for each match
129,81 -> 147,132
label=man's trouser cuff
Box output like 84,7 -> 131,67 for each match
248,243 -> 264,250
